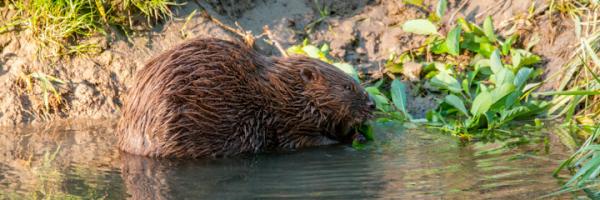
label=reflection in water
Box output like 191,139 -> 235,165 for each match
0,120 -> 573,199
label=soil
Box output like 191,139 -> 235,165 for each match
0,0 -> 577,126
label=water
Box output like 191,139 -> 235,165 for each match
0,120 -> 574,199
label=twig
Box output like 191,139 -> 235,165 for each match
195,1 -> 256,46
263,25 -> 288,57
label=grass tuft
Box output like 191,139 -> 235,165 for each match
3,0 -> 176,57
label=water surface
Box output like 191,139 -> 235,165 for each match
0,120 -> 573,199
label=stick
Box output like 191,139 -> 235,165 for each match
195,1 -> 256,46
263,25 -> 289,57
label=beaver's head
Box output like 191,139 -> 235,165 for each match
288,57 -> 375,142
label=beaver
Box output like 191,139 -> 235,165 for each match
117,38 -> 374,158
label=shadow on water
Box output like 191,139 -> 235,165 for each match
0,120 -> 575,199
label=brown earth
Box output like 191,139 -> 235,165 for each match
0,0 -> 576,126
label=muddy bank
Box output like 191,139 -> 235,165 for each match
0,0 -> 576,126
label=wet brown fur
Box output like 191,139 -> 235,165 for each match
117,38 -> 373,158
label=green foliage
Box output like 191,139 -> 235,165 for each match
287,39 -> 359,82
403,0 -> 424,7
399,16 -> 547,136
435,0 -> 447,20
5,0 -> 176,56
391,79 -> 411,119
402,19 -> 438,35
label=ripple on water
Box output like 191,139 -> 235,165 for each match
0,120 -> 573,199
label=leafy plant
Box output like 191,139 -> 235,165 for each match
287,39 -> 359,81
399,15 -> 547,136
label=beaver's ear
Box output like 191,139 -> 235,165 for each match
300,68 -> 318,83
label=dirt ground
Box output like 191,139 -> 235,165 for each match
0,0 -> 576,126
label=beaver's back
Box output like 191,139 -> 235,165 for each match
118,39 -> 271,158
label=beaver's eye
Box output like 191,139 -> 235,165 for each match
344,85 -> 352,90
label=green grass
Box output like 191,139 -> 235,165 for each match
3,0 -> 176,57
550,125 -> 600,198
544,0 -> 600,125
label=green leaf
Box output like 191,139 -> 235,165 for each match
302,38 -> 309,46
365,87 -> 391,112
536,90 -> 600,96
430,71 -> 462,93
511,49 -> 522,69
514,67 -> 533,89
462,32 -> 483,53
494,68 -> 515,86
352,140 -> 364,149
462,79 -> 471,98
491,82 -> 515,103
402,19 -> 438,35
512,49 -> 541,68
373,79 -> 384,88
302,45 -> 322,59
403,0 -> 424,6
431,40 -> 449,54
436,0 -> 448,18
446,26 -> 462,56
444,94 -> 469,116
358,124 -> 374,141
521,52 -> 541,66
473,58 -> 490,71
483,16 -> 497,42
478,42 -> 495,57
471,91 -> 493,116
501,34 -> 518,55
385,63 -> 403,73
333,62 -> 360,82
391,79 -> 410,118
456,18 -> 472,33
286,45 -> 305,55
489,49 -> 503,74
504,92 -> 520,108
498,106 -> 530,125
320,43 -> 330,55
